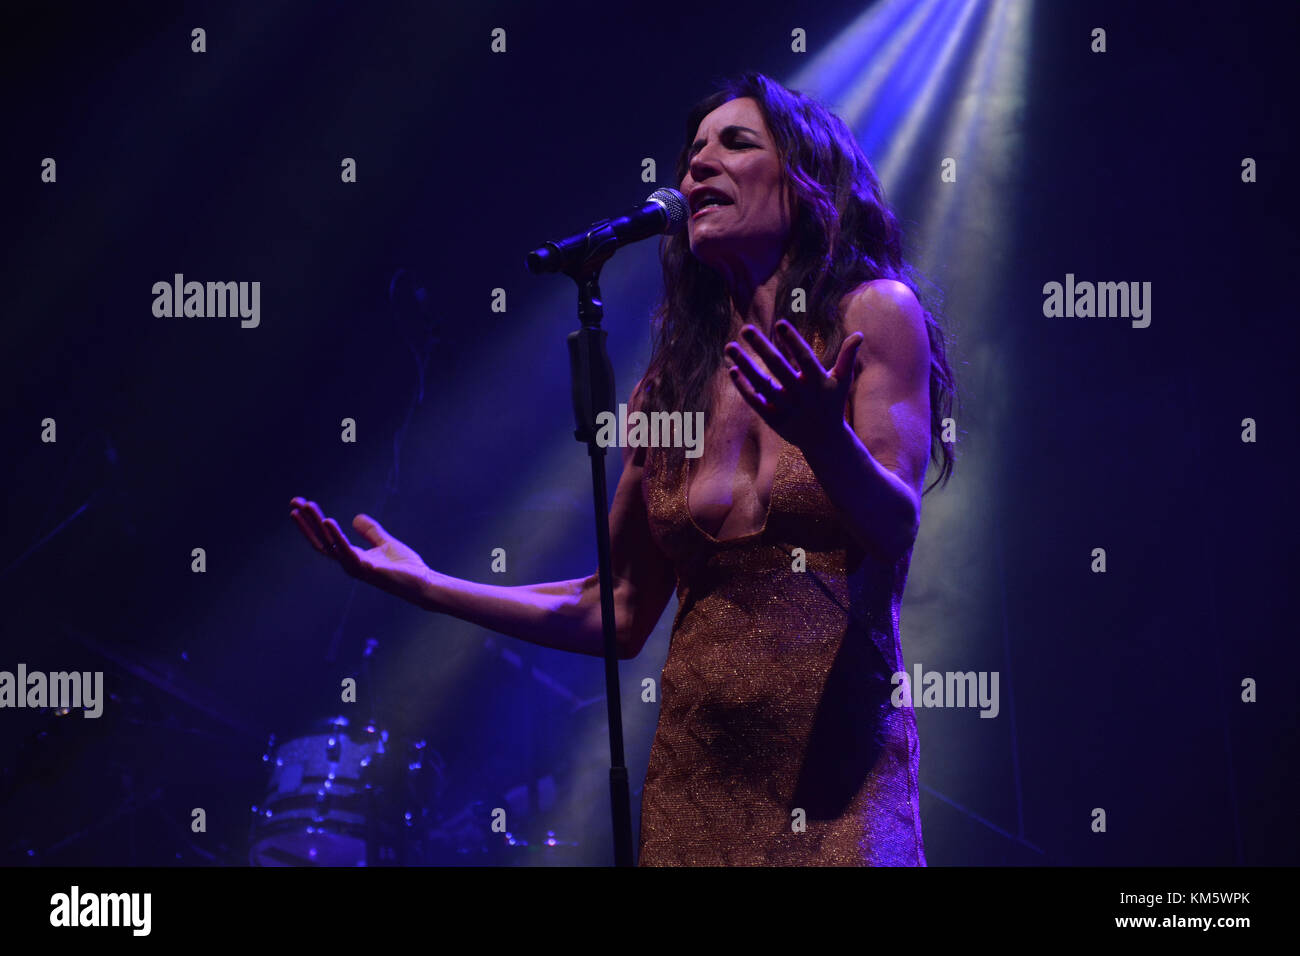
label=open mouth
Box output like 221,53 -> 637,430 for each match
692,201 -> 732,219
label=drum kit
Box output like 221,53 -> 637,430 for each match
251,716 -> 404,866
2,629 -> 586,867
1,462 -> 588,867
248,715 -> 583,866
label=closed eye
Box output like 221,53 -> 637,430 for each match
689,127 -> 762,157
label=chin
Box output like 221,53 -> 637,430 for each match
688,231 -> 726,259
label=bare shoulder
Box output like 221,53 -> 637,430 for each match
838,279 -> 930,373
840,278 -> 924,333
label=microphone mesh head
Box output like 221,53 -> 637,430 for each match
648,187 -> 688,234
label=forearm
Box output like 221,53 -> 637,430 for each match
800,420 -> 919,565
414,570 -> 616,658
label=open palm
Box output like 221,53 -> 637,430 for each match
724,319 -> 863,454
289,497 -> 433,607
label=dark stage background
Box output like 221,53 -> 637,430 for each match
2,0 -> 1297,867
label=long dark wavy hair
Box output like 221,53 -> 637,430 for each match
636,71 -> 958,496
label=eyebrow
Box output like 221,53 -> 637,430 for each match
689,125 -> 761,154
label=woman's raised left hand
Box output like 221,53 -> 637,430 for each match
724,319 -> 863,455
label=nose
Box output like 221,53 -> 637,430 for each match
686,139 -> 723,187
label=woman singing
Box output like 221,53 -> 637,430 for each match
291,71 -> 957,866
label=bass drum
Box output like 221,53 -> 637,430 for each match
250,715 -> 413,866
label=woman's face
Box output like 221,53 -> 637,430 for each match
681,96 -> 793,271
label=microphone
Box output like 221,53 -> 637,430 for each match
526,187 -> 688,274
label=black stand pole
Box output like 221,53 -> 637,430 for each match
561,224 -> 634,867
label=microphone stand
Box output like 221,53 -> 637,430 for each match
555,220 -> 634,867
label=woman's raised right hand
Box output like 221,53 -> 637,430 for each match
289,496 -> 435,608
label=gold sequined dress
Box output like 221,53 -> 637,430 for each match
637,427 -> 927,866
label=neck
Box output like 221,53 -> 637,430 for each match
713,245 -> 794,338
